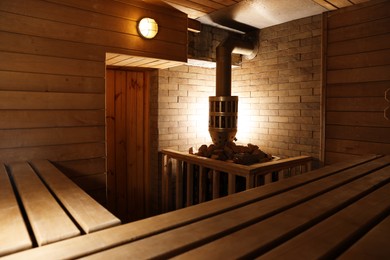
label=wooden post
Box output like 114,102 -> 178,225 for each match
228,173 -> 235,195
162,155 -> 173,212
175,160 -> 183,209
212,170 -> 220,199
186,163 -> 194,207
264,173 -> 272,184
199,167 -> 207,203
246,175 -> 254,190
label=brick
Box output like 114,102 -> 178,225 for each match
301,95 -> 320,103
289,88 -> 313,96
279,122 -> 300,130
269,116 -> 289,123
158,96 -> 178,103
279,96 -> 301,103
289,31 -> 312,41
279,109 -> 300,116
269,90 -> 288,96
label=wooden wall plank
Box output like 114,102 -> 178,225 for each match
0,31 -> 103,62
327,111 -> 390,127
327,49 -> 390,70
0,143 -> 105,163
45,0 -> 188,29
0,11 -> 186,62
0,110 -> 105,129
328,17 -> 390,43
326,125 -> 390,143
0,91 -> 104,110
325,0 -> 390,164
327,65 -> 390,84
327,34 -> 390,56
0,51 -> 104,78
0,0 -> 187,206
0,127 -> 105,149
0,0 -> 186,45
327,97 -> 387,112
328,0 -> 390,28
326,81 -> 389,97
326,139 -> 390,155
0,71 -> 104,93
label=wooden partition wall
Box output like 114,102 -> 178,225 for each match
323,0 -> 390,164
0,0 -> 187,205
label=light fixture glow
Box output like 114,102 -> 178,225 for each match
138,17 -> 158,39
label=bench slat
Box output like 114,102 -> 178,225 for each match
3,155 -> 383,259
174,162 -> 390,260
339,214 -> 390,259
0,164 -> 32,256
78,156 -> 390,259
261,171 -> 390,259
8,162 -> 80,246
31,160 -> 121,233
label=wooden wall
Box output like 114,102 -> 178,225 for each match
0,0 -> 187,205
324,0 -> 390,164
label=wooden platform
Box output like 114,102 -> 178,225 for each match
0,160 -> 120,257
3,154 -> 389,259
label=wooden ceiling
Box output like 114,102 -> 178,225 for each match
108,0 -> 371,69
160,0 -> 371,19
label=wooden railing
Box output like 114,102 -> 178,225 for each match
160,149 -> 312,212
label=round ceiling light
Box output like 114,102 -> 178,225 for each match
138,17 -> 158,39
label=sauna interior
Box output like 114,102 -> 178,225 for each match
0,0 -> 389,257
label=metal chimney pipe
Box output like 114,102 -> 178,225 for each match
209,34 -> 257,146
216,37 -> 255,96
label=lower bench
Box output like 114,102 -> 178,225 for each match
0,160 -> 121,257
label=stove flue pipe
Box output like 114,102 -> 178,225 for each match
209,34 -> 257,146
216,36 -> 255,96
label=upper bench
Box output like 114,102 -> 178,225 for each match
0,160 -> 120,257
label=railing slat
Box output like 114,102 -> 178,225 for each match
228,173 -> 235,195
213,170 -> 220,200
199,167 -> 207,203
186,163 -> 194,207
159,149 -> 312,211
176,160 -> 183,210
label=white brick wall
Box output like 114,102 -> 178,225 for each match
157,14 -> 322,162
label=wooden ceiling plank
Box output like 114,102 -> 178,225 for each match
312,0 -> 338,10
328,0 -> 354,8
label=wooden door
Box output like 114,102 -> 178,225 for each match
106,69 -> 150,222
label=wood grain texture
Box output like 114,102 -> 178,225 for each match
324,0 -> 390,164
2,155 -> 382,259
174,158 -> 390,259
31,160 -> 121,233
8,162 -> 80,246
259,170 -> 390,259
77,157 -> 390,259
0,0 -> 187,201
339,214 -> 390,259
0,164 -> 32,256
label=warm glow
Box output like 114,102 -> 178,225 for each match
195,97 -> 211,143
138,18 -> 158,39
235,98 -> 256,143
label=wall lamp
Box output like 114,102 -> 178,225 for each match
137,17 -> 158,39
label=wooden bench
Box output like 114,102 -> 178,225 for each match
0,160 -> 120,257
4,154 -> 387,259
